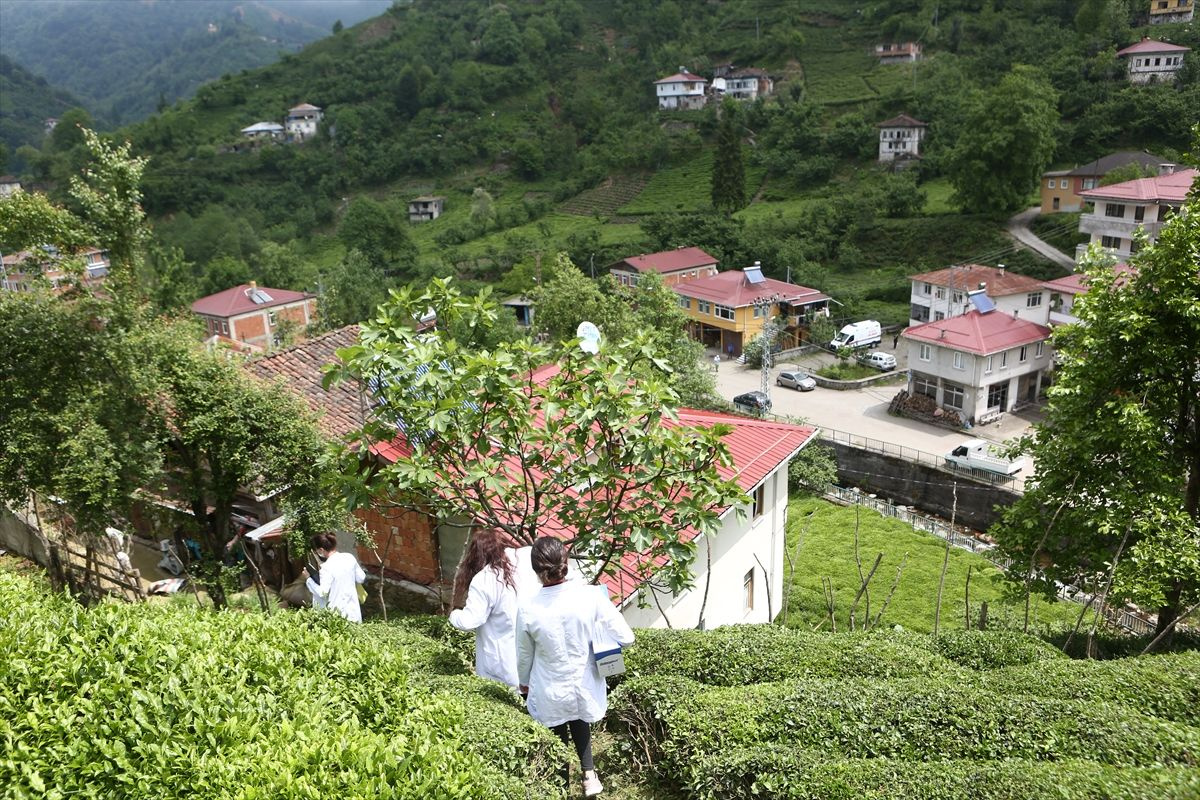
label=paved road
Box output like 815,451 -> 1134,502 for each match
1006,206 -> 1077,270
712,351 -> 1038,486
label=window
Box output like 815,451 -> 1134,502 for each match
919,344 -> 932,361
935,287 -> 945,300
1104,203 -> 1126,218
913,373 -> 937,398
934,311 -> 945,321
944,383 -> 964,410
698,300 -> 711,314
983,355 -> 993,373
1019,345 -> 1028,363
268,310 -> 278,326
752,305 -> 765,318
1026,292 -> 1042,308
911,305 -> 930,323
987,382 -> 1007,409
678,296 -> 691,309
1035,341 -> 1044,358
953,352 -> 965,370
1047,178 -> 1055,189
751,484 -> 765,518
1134,205 -> 1145,222
922,282 -> 932,296
743,569 -> 755,613
715,304 -> 735,321
1082,178 -> 1097,190
1000,351 -> 1008,368
952,291 -> 964,304
1101,235 -> 1122,249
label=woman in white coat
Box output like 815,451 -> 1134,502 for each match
305,533 -> 366,622
516,536 -> 634,798
448,529 -> 524,689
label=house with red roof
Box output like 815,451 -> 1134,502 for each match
1,246 -> 109,294
877,113 -> 926,163
672,262 -> 832,356
246,325 -> 817,626
191,282 -> 317,350
609,246 -> 720,287
654,67 -> 708,110
908,264 -> 1050,327
1042,263 -> 1134,327
1116,37 -> 1189,83
902,305 -> 1052,425
1076,166 -> 1196,260
1039,150 -> 1168,214
874,42 -> 922,64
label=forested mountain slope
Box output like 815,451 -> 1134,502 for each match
0,55 -> 87,169
0,0 -> 392,125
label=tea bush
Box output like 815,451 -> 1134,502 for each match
0,572 -> 560,799
911,629 -> 1068,670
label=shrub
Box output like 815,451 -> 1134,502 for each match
624,626 -> 959,686
919,629 -> 1068,670
0,571 -> 558,799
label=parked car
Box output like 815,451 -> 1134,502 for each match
860,351 -> 897,371
777,369 -> 816,391
732,391 -> 772,414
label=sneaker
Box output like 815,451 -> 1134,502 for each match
582,770 -> 603,797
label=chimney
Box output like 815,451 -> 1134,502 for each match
1012,309 -> 1019,319
249,280 -> 257,289
680,65 -> 688,73
978,281 -> 987,291
939,329 -> 946,339
997,263 -> 1006,274
1159,163 -> 1177,175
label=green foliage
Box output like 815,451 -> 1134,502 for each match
921,629 -> 1067,670
0,570 -> 560,798
337,196 -> 416,274
0,55 -> 87,169
814,361 -> 878,381
711,103 -> 746,214
787,441 -> 838,495
995,197 -> 1200,637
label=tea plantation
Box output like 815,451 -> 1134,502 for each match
2,567 -> 1197,799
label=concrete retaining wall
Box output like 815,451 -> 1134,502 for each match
829,442 -> 1019,531
0,506 -> 47,565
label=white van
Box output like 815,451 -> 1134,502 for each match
830,320 -> 882,350
945,439 -> 1023,476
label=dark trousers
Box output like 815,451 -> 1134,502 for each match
550,719 -> 593,787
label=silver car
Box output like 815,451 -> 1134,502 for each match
777,369 -> 817,391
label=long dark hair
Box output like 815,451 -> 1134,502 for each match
452,529 -> 516,609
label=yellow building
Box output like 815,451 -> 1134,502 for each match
1150,0 -> 1193,24
672,263 -> 831,357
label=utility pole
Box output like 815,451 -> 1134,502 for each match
589,252 -> 595,279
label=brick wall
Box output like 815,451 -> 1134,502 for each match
232,312 -> 267,345
354,504 -> 440,584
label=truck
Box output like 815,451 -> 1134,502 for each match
945,439 -> 1023,476
830,320 -> 882,350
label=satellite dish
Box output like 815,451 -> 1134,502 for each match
576,321 -> 601,354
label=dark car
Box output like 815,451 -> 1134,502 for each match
733,391 -> 772,414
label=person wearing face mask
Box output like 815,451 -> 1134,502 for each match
516,536 -> 634,797
305,532 -> 366,622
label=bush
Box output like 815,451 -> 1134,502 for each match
919,629 -> 1067,670
624,626 -> 959,686
613,674 -> 1200,779
0,571 -> 558,799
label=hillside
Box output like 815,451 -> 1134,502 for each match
0,0 -> 392,125
16,0 -> 1200,324
0,55 -> 86,170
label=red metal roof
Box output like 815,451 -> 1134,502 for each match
654,71 -> 706,84
1042,263 -> 1133,296
613,247 -> 718,274
191,284 -> 313,318
672,269 -> 831,308
1116,38 -> 1190,56
908,264 -> 1045,297
877,113 -> 926,128
1079,168 -> 1196,204
902,310 -> 1050,356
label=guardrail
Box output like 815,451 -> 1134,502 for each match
817,426 -> 1021,490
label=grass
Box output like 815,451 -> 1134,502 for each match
618,148 -> 765,215
1031,212 -> 1088,255
815,361 -> 879,381
921,177 -> 957,215
781,496 -> 1083,635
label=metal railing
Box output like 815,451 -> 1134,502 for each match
817,427 -> 1022,490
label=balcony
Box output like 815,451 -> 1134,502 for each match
1078,214 -> 1163,240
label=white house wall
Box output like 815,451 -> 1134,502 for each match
620,467 -> 788,629
909,283 -> 1048,326
907,336 -> 1050,420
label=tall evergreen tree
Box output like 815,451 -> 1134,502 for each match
711,101 -> 746,215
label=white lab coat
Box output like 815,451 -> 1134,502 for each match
448,549 -> 523,688
516,581 -> 635,728
305,551 -> 365,623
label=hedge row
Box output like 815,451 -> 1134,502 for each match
912,629 -> 1068,670
0,572 -> 559,799
623,626 -> 962,685
613,675 -> 1200,775
685,747 -> 1200,800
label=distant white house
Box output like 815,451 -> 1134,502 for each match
0,176 -> 21,198
654,68 -> 708,110
1116,37 -> 1189,84
874,42 -> 922,64
713,68 -> 773,102
1150,0 -> 1194,26
902,306 -> 1053,425
241,121 -> 285,140
1076,166 -> 1196,260
285,103 -> 323,141
877,113 -> 926,163
408,196 -> 445,222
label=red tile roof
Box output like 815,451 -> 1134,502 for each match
612,247 -> 719,274
672,269 -> 831,308
246,325 -> 365,440
1042,263 -> 1133,295
877,113 -> 926,128
654,70 -> 706,84
908,264 -> 1044,297
1116,38 -> 1190,56
1079,168 -> 1196,204
191,284 -> 313,318
902,310 -> 1050,356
